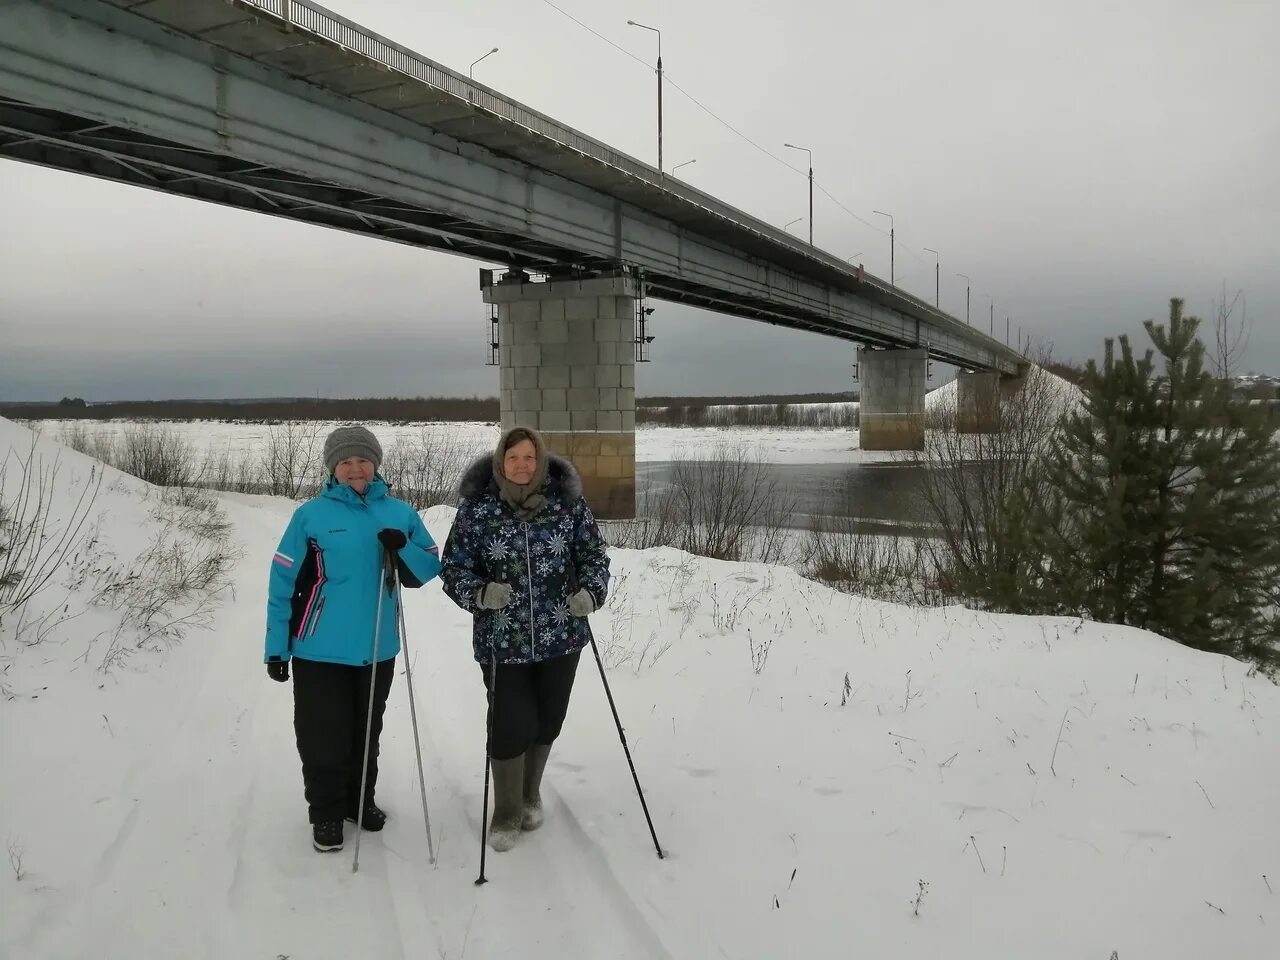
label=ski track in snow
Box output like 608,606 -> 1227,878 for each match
381,612 -> 674,960
550,790 -> 674,958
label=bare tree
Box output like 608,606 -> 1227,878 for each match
261,421 -> 324,499
802,484 -> 935,604
606,446 -> 797,564
380,427 -> 486,510
1209,282 -> 1250,379
908,348 -> 1073,610
116,424 -> 198,488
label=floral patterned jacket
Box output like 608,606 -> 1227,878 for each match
441,454 -> 610,665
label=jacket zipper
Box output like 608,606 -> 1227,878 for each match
306,595 -> 326,638
523,522 -> 536,659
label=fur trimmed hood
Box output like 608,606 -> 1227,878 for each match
458,451 -> 583,503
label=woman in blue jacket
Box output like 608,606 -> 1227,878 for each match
441,426 -> 610,853
264,425 -> 441,853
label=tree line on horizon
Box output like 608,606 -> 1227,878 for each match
2,391 -> 865,423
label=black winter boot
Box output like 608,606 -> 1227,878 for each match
312,820 -> 344,853
488,755 -> 525,852
345,801 -> 387,832
522,744 -> 552,831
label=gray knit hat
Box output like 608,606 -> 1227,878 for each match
323,424 -> 382,474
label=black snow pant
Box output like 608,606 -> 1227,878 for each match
480,649 -> 582,760
292,656 -> 395,824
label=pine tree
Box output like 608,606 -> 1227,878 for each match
1031,332 -> 1161,624
1032,299 -> 1280,667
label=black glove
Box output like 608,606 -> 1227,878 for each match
267,659 -> 289,683
378,528 -> 407,552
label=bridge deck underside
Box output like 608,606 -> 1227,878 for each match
1,0 -> 1020,373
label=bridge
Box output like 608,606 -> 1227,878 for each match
0,0 -> 1025,516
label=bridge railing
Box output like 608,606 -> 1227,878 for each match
241,0 -> 1012,361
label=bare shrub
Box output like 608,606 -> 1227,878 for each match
189,445 -> 248,494
666,448 -> 797,562
909,354 -> 1072,610
749,630 -> 772,673
7,836 -> 24,881
797,476 -> 942,602
602,490 -> 682,552
607,447 -> 798,563
57,421 -> 92,454
116,424 -> 198,487
55,421 -> 119,465
87,490 -> 238,670
0,436 -> 102,631
804,522 -> 935,604
233,449 -> 265,494
592,571 -> 677,673
381,427 -> 486,510
261,421 -> 323,499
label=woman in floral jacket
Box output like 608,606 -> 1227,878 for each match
441,425 -> 610,852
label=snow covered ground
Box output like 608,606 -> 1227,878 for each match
3,415 -> 1278,959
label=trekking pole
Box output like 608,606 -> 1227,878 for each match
475,647 -> 498,886
352,551 -> 393,874
587,631 -> 664,859
394,561 -> 436,865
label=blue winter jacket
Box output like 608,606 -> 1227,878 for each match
441,454 -> 610,665
264,477 -> 441,667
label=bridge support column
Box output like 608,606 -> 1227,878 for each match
483,271 -> 638,519
957,371 -> 1030,433
956,371 -> 1001,433
857,347 -> 927,450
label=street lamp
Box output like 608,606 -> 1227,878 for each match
845,252 -> 862,262
923,247 -> 939,307
783,143 -> 813,246
873,209 -> 894,287
672,158 -> 697,177
956,273 -> 971,324
469,47 -> 498,79
626,20 -> 663,173
985,294 -> 994,336
784,217 -> 803,234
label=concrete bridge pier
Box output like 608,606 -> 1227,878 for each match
482,270 -> 638,519
857,347 -> 927,450
956,370 -> 1030,433
956,371 -> 1002,433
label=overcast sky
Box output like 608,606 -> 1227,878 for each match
2,0 -> 1277,401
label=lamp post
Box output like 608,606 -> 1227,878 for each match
956,273 -> 971,324
469,47 -> 498,78
873,209 -> 894,286
784,217 -> 803,234
923,247 -> 939,307
627,20 -> 662,173
672,158 -> 697,177
784,143 -> 813,246
985,295 -> 994,337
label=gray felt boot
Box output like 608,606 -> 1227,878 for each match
488,755 -> 525,852
522,744 -> 552,831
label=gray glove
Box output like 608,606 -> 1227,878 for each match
476,582 -> 513,610
567,588 -> 596,618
